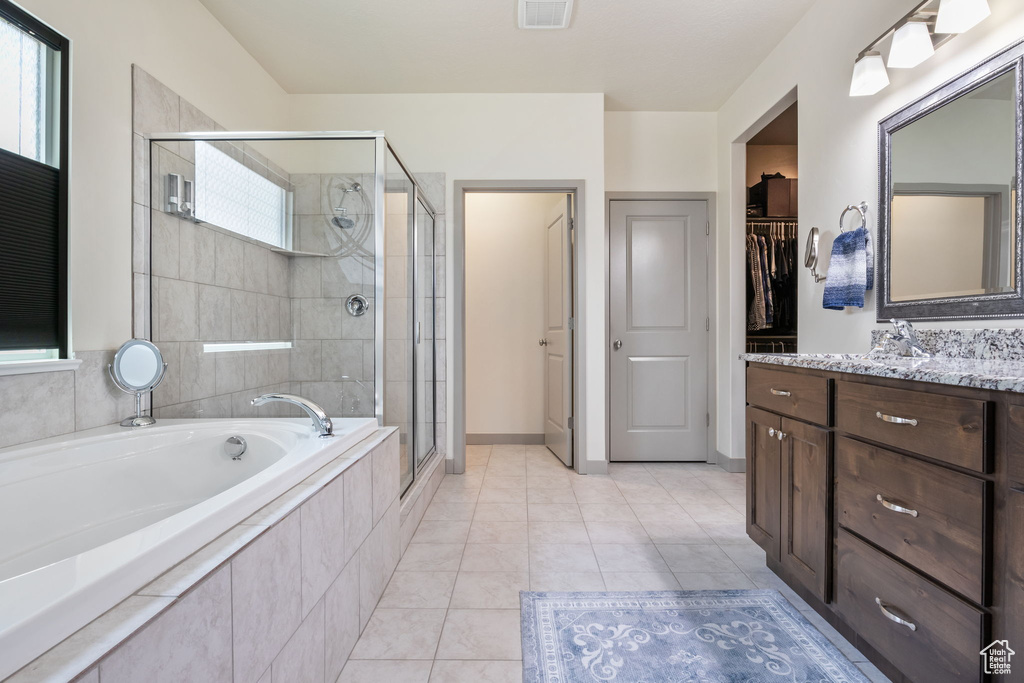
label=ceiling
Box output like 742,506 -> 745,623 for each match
198,0 -> 817,111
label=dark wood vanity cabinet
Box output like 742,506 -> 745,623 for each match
746,368 -> 832,602
745,362 -> 1009,683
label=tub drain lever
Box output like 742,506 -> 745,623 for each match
225,436 -> 247,460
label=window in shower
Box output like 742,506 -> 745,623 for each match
194,141 -> 290,248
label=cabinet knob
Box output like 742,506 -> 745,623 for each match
777,431 -> 786,441
768,428 -> 776,437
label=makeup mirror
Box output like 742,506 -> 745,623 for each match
108,339 -> 168,427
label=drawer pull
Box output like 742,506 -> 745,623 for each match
770,388 -> 791,396
875,598 -> 917,631
876,494 -> 919,518
876,411 -> 918,427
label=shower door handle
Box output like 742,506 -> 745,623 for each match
416,322 -> 421,344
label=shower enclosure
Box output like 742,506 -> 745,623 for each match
144,132 -> 438,496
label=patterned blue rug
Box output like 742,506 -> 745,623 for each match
520,590 -> 869,682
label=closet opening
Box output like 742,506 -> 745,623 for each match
745,102 -> 798,354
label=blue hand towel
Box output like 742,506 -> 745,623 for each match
822,226 -> 873,310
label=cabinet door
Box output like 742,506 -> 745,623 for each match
780,417 -> 832,601
747,406 -> 781,560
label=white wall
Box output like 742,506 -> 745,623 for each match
713,0 -> 1024,461
290,93 -> 607,464
16,0 -> 290,352
466,193 -> 563,435
605,112 -> 717,191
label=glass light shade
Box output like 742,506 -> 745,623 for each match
850,53 -> 890,96
935,0 -> 990,33
888,21 -> 935,68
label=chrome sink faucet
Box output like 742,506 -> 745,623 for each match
251,393 -> 334,437
872,319 -> 931,358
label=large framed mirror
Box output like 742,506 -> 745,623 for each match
878,40 -> 1024,320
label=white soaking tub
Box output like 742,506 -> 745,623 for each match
0,417 -> 378,679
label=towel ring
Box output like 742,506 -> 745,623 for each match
839,202 -> 868,233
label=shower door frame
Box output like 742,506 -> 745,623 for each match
141,131 -> 441,496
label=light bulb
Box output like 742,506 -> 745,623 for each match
935,0 -> 990,34
850,52 -> 889,96
888,21 -> 935,69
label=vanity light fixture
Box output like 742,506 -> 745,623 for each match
848,0 -> 989,97
888,20 -> 935,69
850,52 -> 890,97
935,0 -> 990,34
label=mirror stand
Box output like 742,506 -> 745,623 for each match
108,363 -> 168,427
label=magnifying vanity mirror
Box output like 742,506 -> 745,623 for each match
877,40 -> 1024,320
108,339 -> 168,427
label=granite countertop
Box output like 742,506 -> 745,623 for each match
740,352 -> 1024,394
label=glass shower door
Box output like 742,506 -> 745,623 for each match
414,198 -> 436,467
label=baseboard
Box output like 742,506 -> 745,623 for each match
466,433 -> 545,445
716,451 -> 746,473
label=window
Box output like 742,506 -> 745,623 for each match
194,141 -> 289,248
0,0 -> 68,359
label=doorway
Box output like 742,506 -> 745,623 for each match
607,197 -> 713,462
453,182 -> 584,474
744,102 -> 799,354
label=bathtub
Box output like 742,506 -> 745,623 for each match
0,416 -> 378,679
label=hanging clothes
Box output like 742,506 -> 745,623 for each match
745,221 -> 797,332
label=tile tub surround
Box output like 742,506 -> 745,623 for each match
8,427 -> 445,683
0,351 -> 135,450
870,327 -> 1024,362
739,351 -> 1024,394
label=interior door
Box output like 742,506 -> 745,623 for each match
609,199 -> 709,461
544,194 -> 573,466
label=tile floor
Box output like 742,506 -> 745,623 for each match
339,444 -> 890,682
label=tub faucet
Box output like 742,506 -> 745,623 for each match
251,393 -> 334,437
872,319 -> 931,358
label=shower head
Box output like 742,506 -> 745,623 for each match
331,215 -> 356,230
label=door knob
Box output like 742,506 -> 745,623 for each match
613,339 -> 622,351
538,339 -> 549,347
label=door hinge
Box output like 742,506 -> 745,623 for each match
568,416 -> 575,430
705,317 -> 710,331
706,220 -> 710,236
706,413 -> 710,427
568,317 -> 575,330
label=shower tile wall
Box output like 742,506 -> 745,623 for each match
289,173 -> 377,419
146,137 -> 295,420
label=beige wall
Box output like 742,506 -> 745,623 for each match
17,0 -> 290,353
746,145 -> 798,187
604,111 -> 717,192
465,193 -> 564,436
713,0 -> 1024,461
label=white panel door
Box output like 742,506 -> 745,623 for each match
609,199 -> 708,461
544,195 -> 573,466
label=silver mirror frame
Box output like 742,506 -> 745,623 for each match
108,339 -> 168,427
877,39 -> 1024,321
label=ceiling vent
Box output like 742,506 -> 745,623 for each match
518,0 -> 573,29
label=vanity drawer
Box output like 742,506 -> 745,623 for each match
835,436 -> 986,604
835,380 -> 989,472
746,365 -> 831,426
834,529 -> 985,683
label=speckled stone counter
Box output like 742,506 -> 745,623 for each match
740,352 -> 1024,394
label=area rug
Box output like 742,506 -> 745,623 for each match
520,590 -> 869,682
